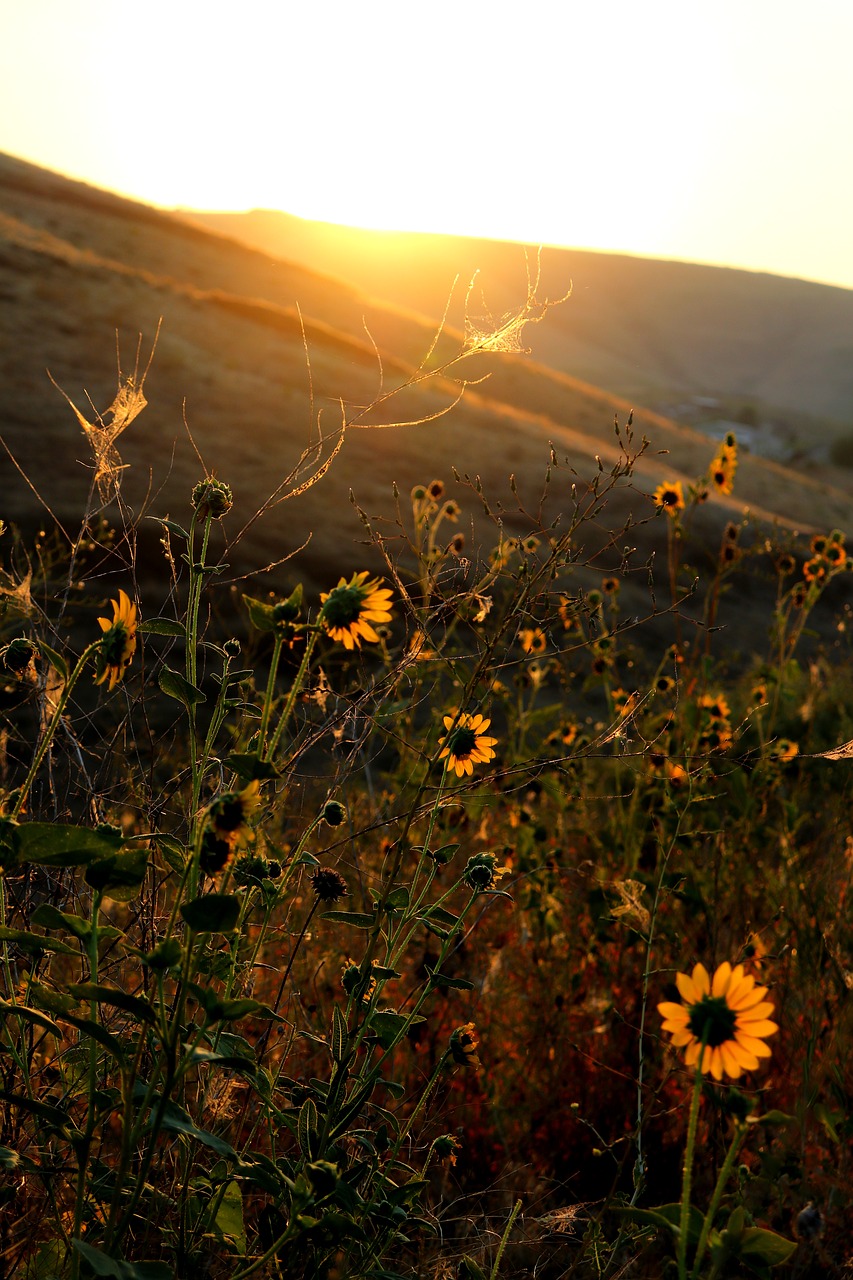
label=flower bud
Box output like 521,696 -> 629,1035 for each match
192,478 -> 233,520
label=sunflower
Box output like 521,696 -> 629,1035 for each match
698,692 -> 731,722
449,1022 -> 482,1070
319,572 -> 393,649
95,590 -> 138,690
653,481 -> 685,518
706,453 -> 732,496
803,557 -> 828,584
438,712 -> 498,777
519,627 -> 547,655
206,780 -> 261,849
658,961 -> 778,1081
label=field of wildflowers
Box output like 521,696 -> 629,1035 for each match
0,340 -> 851,1280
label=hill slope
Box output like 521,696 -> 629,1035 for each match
1,152 -> 851,617
190,208 -> 853,445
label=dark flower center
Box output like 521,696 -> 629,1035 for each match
688,995 -> 737,1048
446,726 -> 477,757
322,585 -> 365,627
210,795 -> 245,833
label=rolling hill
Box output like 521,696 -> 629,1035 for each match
1,151 -> 851,628
188,207 -> 853,446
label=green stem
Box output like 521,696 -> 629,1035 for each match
677,1046 -> 707,1280
265,628 -> 319,762
387,1050 -> 450,1163
70,889 -> 104,1277
256,631 -> 284,753
11,641 -> 100,819
491,1201 -> 523,1280
690,1121 -> 748,1278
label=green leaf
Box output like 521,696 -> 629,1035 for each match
225,753 -> 280,782
0,927 -> 78,956
72,1239 -> 173,1279
184,1047 -> 258,1076
31,903 -> 93,942
212,1180 -> 246,1255
814,1102 -> 842,1144
740,1227 -> 797,1266
12,821 -> 123,868
0,1000 -> 61,1037
158,666 -> 206,708
425,966 -> 475,991
201,996 -> 278,1026
136,938 -> 183,971
331,1006 -> 347,1062
298,1097 -> 319,1161
38,641 -> 68,680
66,984 -> 157,1025
150,516 -> 190,540
181,894 -> 241,934
60,1014 -> 127,1062
28,983 -> 79,1016
139,617 -> 185,637
85,845 -> 149,898
152,1101 -> 236,1158
154,835 -> 187,874
234,1153 -> 287,1195
369,1010 -> 426,1050
0,1092 -> 69,1130
242,595 -> 277,633
615,1203 -> 704,1243
384,886 -> 409,912
754,1110 -> 795,1126
419,904 -> 460,928
458,1258 -> 488,1280
319,910 -> 376,928
0,1146 -> 19,1171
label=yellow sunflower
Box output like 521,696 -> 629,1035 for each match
319,572 -> 393,649
653,481 -> 685,518
438,712 -> 498,777
706,453 -> 732,496
206,780 -> 261,849
519,627 -> 547,655
658,961 -> 778,1081
95,590 -> 138,690
698,692 -> 731,722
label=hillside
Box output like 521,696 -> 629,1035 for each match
191,208 -> 853,454
1,151 -> 851,620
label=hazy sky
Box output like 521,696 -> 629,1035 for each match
2,1 -> 852,288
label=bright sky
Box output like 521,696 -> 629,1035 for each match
2,1 -> 852,288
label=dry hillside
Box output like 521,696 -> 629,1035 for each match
1,152 -> 851,631
191,207 -> 853,436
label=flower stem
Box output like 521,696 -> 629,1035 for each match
265,628 -> 319,761
690,1120 -> 748,1278
11,642 -> 99,819
677,1046 -> 706,1280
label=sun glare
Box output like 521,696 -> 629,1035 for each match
1,2 -> 853,285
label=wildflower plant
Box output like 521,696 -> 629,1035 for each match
0,322 -> 851,1280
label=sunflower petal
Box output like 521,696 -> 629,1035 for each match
712,962 -> 732,996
